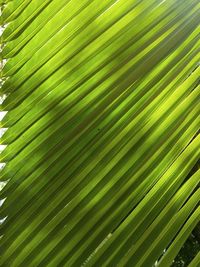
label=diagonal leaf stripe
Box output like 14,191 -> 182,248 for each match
0,0 -> 199,266
157,198 -> 200,267
189,252 -> 200,267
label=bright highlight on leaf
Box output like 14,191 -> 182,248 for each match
0,0 -> 199,266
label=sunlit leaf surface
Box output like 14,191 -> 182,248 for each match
0,0 -> 199,266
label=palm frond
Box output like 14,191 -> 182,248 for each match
0,0 -> 199,266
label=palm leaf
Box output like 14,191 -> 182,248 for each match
0,0 -> 199,266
